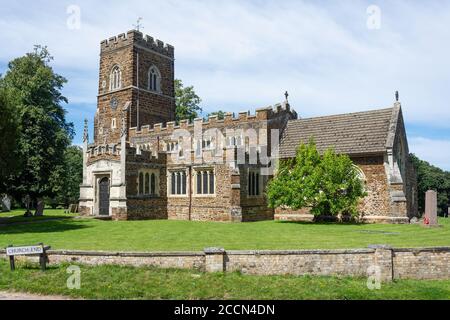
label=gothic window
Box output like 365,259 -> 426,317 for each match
248,170 -> 261,196
110,65 -> 122,91
138,172 -> 144,195
353,165 -> 366,192
144,173 -> 150,195
138,170 -> 159,196
195,169 -> 215,195
151,173 -> 156,195
148,66 -> 161,92
169,171 -> 187,195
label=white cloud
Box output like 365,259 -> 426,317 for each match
1,0 -> 450,166
410,137 -> 450,171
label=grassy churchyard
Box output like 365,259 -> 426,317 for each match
0,209 -> 449,251
0,260 -> 449,300
1,209 -> 450,300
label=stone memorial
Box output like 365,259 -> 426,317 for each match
1,194 -> 11,212
424,190 -> 438,226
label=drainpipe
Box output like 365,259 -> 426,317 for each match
188,165 -> 192,221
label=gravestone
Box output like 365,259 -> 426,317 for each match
1,195 -> 11,212
424,190 -> 438,226
34,199 -> 44,217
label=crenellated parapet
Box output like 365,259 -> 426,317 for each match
128,101 -> 296,138
86,143 -> 121,165
100,30 -> 174,58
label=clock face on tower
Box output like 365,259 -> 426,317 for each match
110,96 -> 119,110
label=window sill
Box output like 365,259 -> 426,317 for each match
193,194 -> 216,198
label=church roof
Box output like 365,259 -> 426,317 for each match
279,106 -> 397,158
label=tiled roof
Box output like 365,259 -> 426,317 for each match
279,107 -> 396,158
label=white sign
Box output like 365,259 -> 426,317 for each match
6,246 -> 44,256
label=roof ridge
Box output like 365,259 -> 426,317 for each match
291,107 -> 394,123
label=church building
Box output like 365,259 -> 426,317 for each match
79,30 -> 418,224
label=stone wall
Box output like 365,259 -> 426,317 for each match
2,247 -> 449,281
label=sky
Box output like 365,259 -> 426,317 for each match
0,0 -> 449,170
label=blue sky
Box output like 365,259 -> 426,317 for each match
1,0 -> 450,169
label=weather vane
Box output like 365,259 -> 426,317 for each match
133,17 -> 144,32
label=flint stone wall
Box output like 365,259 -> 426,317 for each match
1,247 -> 449,281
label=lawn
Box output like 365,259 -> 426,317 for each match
0,209 -> 449,251
0,260 -> 449,300
0,209 -> 77,225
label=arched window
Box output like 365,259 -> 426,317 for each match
110,65 -> 122,91
353,165 -> 367,191
138,172 -> 144,195
148,66 -> 161,92
248,170 -> 261,196
151,173 -> 156,195
145,173 -> 150,195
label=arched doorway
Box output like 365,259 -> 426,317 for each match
98,177 -> 110,216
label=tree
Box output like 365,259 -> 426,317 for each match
267,140 -> 366,219
175,79 -> 202,122
411,154 -> 450,216
207,110 -> 226,120
2,46 -> 74,215
0,79 -> 20,193
48,146 -> 83,208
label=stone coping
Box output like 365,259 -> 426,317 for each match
1,247 -> 449,256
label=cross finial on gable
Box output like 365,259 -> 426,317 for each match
395,91 -> 399,102
83,119 -> 89,142
133,17 -> 144,32
284,91 -> 289,102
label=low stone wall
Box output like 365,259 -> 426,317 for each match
1,247 -> 449,281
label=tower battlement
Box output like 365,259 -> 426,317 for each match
100,30 -> 174,58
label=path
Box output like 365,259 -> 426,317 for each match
0,291 -> 74,300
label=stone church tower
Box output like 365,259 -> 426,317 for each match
94,30 -> 175,145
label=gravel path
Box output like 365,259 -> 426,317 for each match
0,291 -> 74,300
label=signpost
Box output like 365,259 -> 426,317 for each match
6,243 -> 51,271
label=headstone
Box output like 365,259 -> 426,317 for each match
23,195 -> 32,217
69,204 -> 79,213
34,199 -> 44,217
410,217 -> 418,224
424,190 -> 438,226
1,194 -> 11,212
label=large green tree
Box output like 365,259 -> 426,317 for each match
0,79 -> 20,192
411,154 -> 450,216
267,140 -> 366,219
48,145 -> 83,208
175,79 -> 202,122
2,46 -> 74,214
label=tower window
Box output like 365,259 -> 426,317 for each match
110,65 -> 122,91
148,66 -> 161,92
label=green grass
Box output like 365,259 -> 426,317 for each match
0,259 -> 448,300
0,209 -> 449,251
0,209 -> 77,225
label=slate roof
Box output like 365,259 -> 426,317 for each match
279,107 -> 396,158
